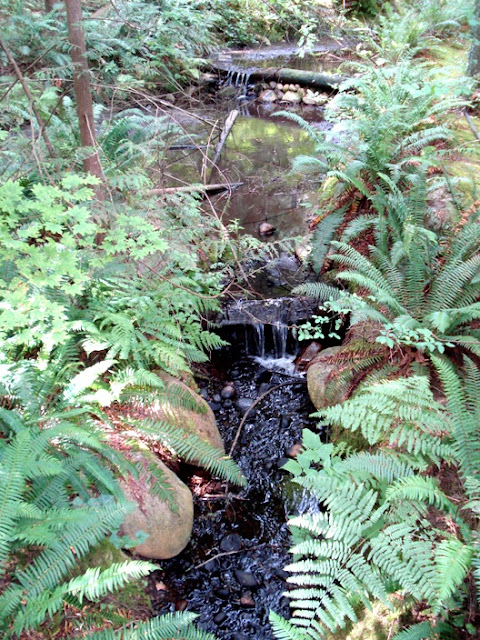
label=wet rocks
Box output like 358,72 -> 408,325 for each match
259,222 -> 276,236
259,89 -> 277,103
295,340 -> 323,372
236,397 -> 255,412
234,570 -> 259,588
221,384 -> 237,399
220,533 -> 243,552
239,592 -> 255,606
282,90 -> 301,103
120,452 -> 194,559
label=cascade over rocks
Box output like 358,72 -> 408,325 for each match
120,451 -> 194,560
307,346 -> 350,410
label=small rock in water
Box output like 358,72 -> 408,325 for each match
295,340 -> 322,371
208,401 -> 221,412
214,612 -> 228,624
258,382 -> 270,395
236,397 -> 254,412
276,567 -> 290,580
259,89 -> 277,103
234,570 -> 258,588
240,592 -> 255,607
220,533 -> 242,552
259,222 -> 276,236
203,558 -> 219,572
175,599 -> 188,611
213,393 -> 222,403
287,443 -> 304,458
223,399 -> 232,408
199,388 -> 209,400
281,90 -> 301,103
221,384 -> 236,399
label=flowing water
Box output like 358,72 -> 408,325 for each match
149,42 -> 348,638
150,324 -> 322,640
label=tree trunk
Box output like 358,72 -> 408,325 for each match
45,0 -> 55,12
468,0 -> 480,76
64,0 -> 106,195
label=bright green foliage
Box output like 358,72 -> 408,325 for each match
79,611 -> 217,639
271,365 -> 480,639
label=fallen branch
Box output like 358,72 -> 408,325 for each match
0,37 -> 55,158
149,181 -> 243,196
229,380 -> 306,456
210,108 -> 239,174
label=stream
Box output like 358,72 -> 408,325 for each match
149,42 -> 346,639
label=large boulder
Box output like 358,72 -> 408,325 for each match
121,452 -> 194,560
145,373 -> 225,461
306,346 -> 350,410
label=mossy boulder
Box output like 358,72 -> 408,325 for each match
146,373 -> 225,462
120,451 -> 194,560
307,346 -> 350,410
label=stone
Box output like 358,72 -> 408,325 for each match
204,558 -> 220,572
221,384 -> 236,399
236,397 -> 255,412
239,592 -> 255,607
302,96 -> 317,105
295,341 -> 323,372
287,443 -> 304,458
223,399 -> 232,408
213,393 -> 222,403
307,346 -> 350,410
276,83 -> 284,91
208,401 -> 221,412
269,80 -> 277,89
220,533 -> 243,552
275,90 -> 285,100
120,452 -> 194,560
145,373 -> 225,463
199,388 -> 209,400
281,90 -> 302,103
259,222 -> 276,236
234,570 -> 258,588
233,634 -> 248,640
214,612 -> 228,624
175,599 -> 188,611
259,89 -> 277,103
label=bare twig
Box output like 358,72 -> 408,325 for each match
229,380 -> 306,456
0,37 -> 56,158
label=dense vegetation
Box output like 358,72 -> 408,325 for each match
1,0 -> 480,638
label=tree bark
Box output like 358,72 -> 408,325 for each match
64,0 -> 106,195
468,0 -> 480,76
45,0 -> 55,12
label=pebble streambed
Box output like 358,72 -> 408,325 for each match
150,329 -> 321,639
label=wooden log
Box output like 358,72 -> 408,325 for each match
149,182 -> 243,196
208,63 -> 345,92
248,67 -> 344,91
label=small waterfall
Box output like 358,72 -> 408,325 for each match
272,321 -> 288,359
252,323 -> 266,358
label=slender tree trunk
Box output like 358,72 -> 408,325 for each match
64,0 -> 106,195
468,0 -> 480,76
45,0 -> 55,12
